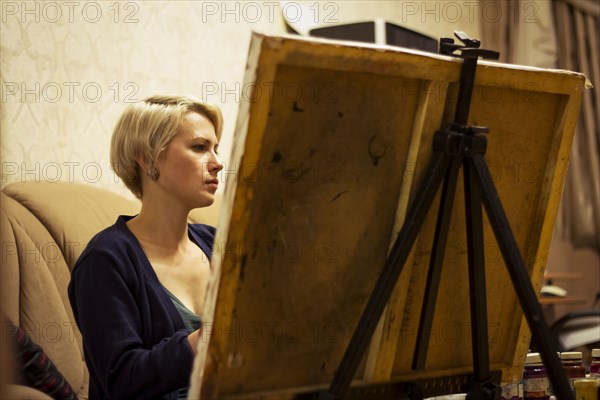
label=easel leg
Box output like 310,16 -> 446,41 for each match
468,154 -> 574,400
464,158 -> 500,399
413,156 -> 462,370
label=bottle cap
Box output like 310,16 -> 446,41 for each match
525,352 -> 542,364
560,351 -> 583,360
592,348 -> 600,358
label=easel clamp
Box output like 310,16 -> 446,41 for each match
433,125 -> 488,157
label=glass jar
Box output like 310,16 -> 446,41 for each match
590,348 -> 600,378
560,351 -> 586,392
523,352 -> 550,399
574,378 -> 599,400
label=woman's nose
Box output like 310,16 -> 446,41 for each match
209,153 -> 224,172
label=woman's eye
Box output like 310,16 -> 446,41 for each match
192,144 -> 206,151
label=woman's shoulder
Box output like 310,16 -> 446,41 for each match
75,216 -> 139,266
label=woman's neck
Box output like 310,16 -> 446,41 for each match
127,201 -> 191,251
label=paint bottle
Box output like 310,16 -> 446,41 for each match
574,378 -> 599,400
561,351 -> 586,392
523,352 -> 550,399
590,349 -> 600,378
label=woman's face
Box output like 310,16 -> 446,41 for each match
153,111 -> 223,210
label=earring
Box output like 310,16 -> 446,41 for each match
147,166 -> 160,181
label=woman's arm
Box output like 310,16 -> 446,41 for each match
187,329 -> 201,355
69,250 -> 194,399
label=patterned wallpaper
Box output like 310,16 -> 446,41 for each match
1,1 -> 479,198
0,1 -> 286,197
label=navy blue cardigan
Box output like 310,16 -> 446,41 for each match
68,216 -> 215,400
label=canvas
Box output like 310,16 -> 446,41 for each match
190,33 -> 587,399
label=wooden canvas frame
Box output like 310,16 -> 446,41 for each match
190,33 -> 587,399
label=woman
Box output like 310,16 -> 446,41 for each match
68,95 -> 223,399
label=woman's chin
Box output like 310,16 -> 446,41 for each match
193,194 -> 215,209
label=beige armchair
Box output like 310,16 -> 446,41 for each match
0,182 -> 220,398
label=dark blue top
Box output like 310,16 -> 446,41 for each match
68,216 -> 215,400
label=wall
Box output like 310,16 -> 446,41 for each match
1,1 -> 286,197
285,0 -> 480,39
1,0 -> 480,198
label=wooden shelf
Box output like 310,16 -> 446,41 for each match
539,296 -> 588,305
544,272 -> 583,280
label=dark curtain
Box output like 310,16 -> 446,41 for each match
552,0 -> 600,249
480,0 -> 599,249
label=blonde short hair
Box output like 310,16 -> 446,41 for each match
110,95 -> 223,199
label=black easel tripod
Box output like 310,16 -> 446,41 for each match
319,32 -> 574,400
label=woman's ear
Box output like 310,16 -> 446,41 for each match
136,156 -> 160,181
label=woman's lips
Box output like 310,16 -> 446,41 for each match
206,178 -> 219,191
